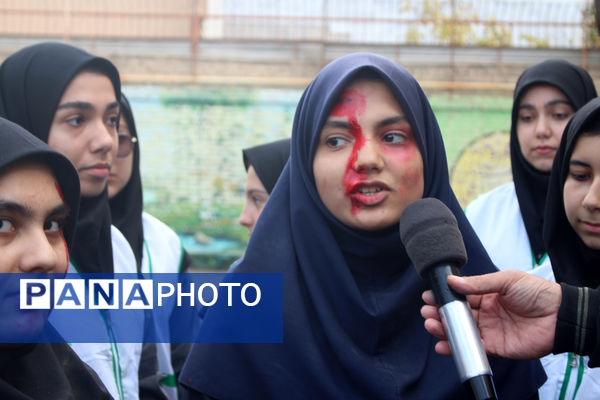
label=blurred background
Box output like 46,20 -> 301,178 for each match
1,0 -> 599,269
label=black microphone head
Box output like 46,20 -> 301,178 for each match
399,198 -> 467,277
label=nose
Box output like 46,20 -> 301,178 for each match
19,230 -> 64,273
582,177 -> 600,212
238,200 -> 256,234
89,118 -> 117,155
354,138 -> 384,172
535,114 -> 551,139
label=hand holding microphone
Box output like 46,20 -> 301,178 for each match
422,269 -> 561,361
400,198 -> 497,400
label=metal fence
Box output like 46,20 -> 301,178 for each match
0,0 -> 595,49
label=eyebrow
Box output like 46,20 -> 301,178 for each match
48,204 -> 70,218
56,101 -> 119,113
0,200 -> 30,217
247,189 -> 268,197
569,159 -> 591,168
323,120 -> 351,129
106,101 -> 120,112
0,200 -> 69,219
518,99 -> 572,110
323,115 -> 408,130
57,101 -> 94,111
376,116 -> 408,129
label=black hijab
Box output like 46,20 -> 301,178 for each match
242,138 -> 290,194
544,97 -> 600,288
180,53 -> 545,399
510,59 -> 597,263
0,116 -> 79,246
109,93 -> 144,270
0,117 -> 111,400
109,93 -> 192,273
0,42 -> 121,273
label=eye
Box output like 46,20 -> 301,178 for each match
570,172 -> 590,182
44,219 -> 63,233
253,197 -> 264,207
0,218 -> 15,233
552,111 -> 572,120
382,132 -> 407,144
107,115 -> 119,127
325,137 -> 349,148
66,115 -> 85,127
518,113 -> 534,123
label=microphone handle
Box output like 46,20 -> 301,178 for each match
428,265 -> 498,400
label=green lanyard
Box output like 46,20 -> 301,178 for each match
558,353 -> 585,400
530,251 -> 548,269
68,260 -> 125,400
144,239 -> 153,274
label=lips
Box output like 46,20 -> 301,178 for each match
534,146 -> 556,155
82,163 -> 110,178
349,181 -> 390,206
581,220 -> 600,234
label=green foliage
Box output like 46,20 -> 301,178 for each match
146,199 -> 248,270
405,27 -> 421,44
159,88 -> 258,107
519,34 -> 550,49
420,0 -> 476,46
144,200 -> 249,244
478,20 -> 512,47
583,1 -> 600,49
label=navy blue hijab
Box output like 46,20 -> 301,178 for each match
180,53 -> 544,399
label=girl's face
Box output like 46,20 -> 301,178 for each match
0,161 -> 69,339
563,133 -> 600,250
48,71 -> 119,197
238,165 -> 269,234
313,78 -> 424,231
108,115 -> 134,198
516,84 -> 574,172
0,162 -> 69,274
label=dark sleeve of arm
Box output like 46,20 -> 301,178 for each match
553,283 -> 600,367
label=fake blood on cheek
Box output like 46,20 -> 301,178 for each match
330,90 -> 367,215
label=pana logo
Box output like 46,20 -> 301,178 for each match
20,279 -> 261,310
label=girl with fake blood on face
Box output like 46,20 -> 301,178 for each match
179,53 -> 545,399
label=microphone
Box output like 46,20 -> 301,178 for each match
399,198 -> 497,400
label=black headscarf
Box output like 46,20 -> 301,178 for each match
180,53 -> 545,399
544,97 -> 600,288
242,138 -> 290,194
0,116 -> 79,246
109,93 -> 144,270
109,93 -> 192,273
0,117 -> 112,400
0,42 -> 121,273
510,59 -> 597,263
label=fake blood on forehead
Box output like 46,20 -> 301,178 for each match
330,89 -> 367,215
